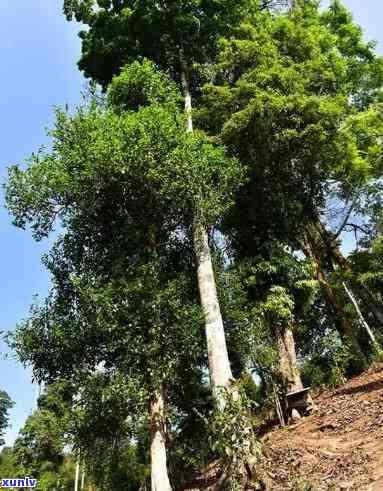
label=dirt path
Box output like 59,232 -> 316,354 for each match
260,363 -> 383,490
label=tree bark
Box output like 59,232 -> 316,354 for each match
193,220 -> 235,407
80,467 -> 85,491
357,287 -> 383,327
149,388 -> 172,491
302,225 -> 367,363
180,63 -> 234,408
74,462 -> 80,491
343,282 -> 382,355
309,217 -> 383,329
332,243 -> 383,328
180,67 -> 193,133
276,326 -> 304,393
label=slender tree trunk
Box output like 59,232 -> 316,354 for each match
325,273 -> 366,361
80,467 -> 85,491
180,63 -> 234,408
273,384 -> 286,427
343,282 -> 382,354
331,240 -> 383,328
149,388 -> 172,491
302,228 -> 366,363
312,218 -> 383,328
74,462 -> 80,491
306,217 -> 383,355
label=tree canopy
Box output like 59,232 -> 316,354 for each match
3,0 -> 383,488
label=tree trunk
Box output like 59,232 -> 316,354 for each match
181,63 -> 234,408
80,467 -> 85,491
149,388 -> 172,491
276,326 -> 304,393
343,282 -> 382,355
74,462 -> 80,491
193,220 -> 235,407
310,217 -> 383,329
302,226 -> 367,363
180,67 -> 193,133
304,216 -> 383,357
332,241 -> 383,328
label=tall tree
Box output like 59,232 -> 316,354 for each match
6,62 -> 242,487
222,247 -> 318,395
13,410 -> 65,480
62,0 -> 255,407
197,0 -> 383,363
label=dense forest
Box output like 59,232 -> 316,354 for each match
0,0 -> 382,489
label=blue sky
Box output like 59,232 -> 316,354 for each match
0,0 -> 84,446
0,0 -> 382,446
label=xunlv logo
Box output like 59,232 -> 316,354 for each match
1,478 -> 37,488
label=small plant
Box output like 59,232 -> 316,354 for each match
205,383 -> 262,488
302,335 -> 353,390
291,476 -> 315,491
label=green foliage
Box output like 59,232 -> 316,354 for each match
198,0 -> 383,251
232,247 -> 318,336
5,63 -> 242,417
0,447 -> 19,479
0,446 -> 75,491
6,68 -> 242,240
302,337 -> 353,389
323,0 -> 383,108
13,410 -> 65,477
77,411 -> 148,491
4,0 -> 383,484
341,105 -> 383,175
301,331 -> 353,390
0,391 -> 13,447
63,0 -> 257,88
149,131 -> 244,226
6,61 -> 240,484
214,246 -> 320,409
203,384 -> 261,488
108,59 -> 182,112
349,236 -> 383,297
36,470 -> 63,491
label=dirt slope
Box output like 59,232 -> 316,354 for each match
260,363 -> 383,490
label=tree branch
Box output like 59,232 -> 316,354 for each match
344,223 -> 371,236
332,198 -> 358,241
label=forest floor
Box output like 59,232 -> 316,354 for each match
183,363 -> 383,490
258,362 -> 383,490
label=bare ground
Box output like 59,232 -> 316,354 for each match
183,363 -> 383,490
259,363 -> 383,490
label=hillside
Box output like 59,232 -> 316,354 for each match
184,364 -> 383,490
259,363 -> 383,490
